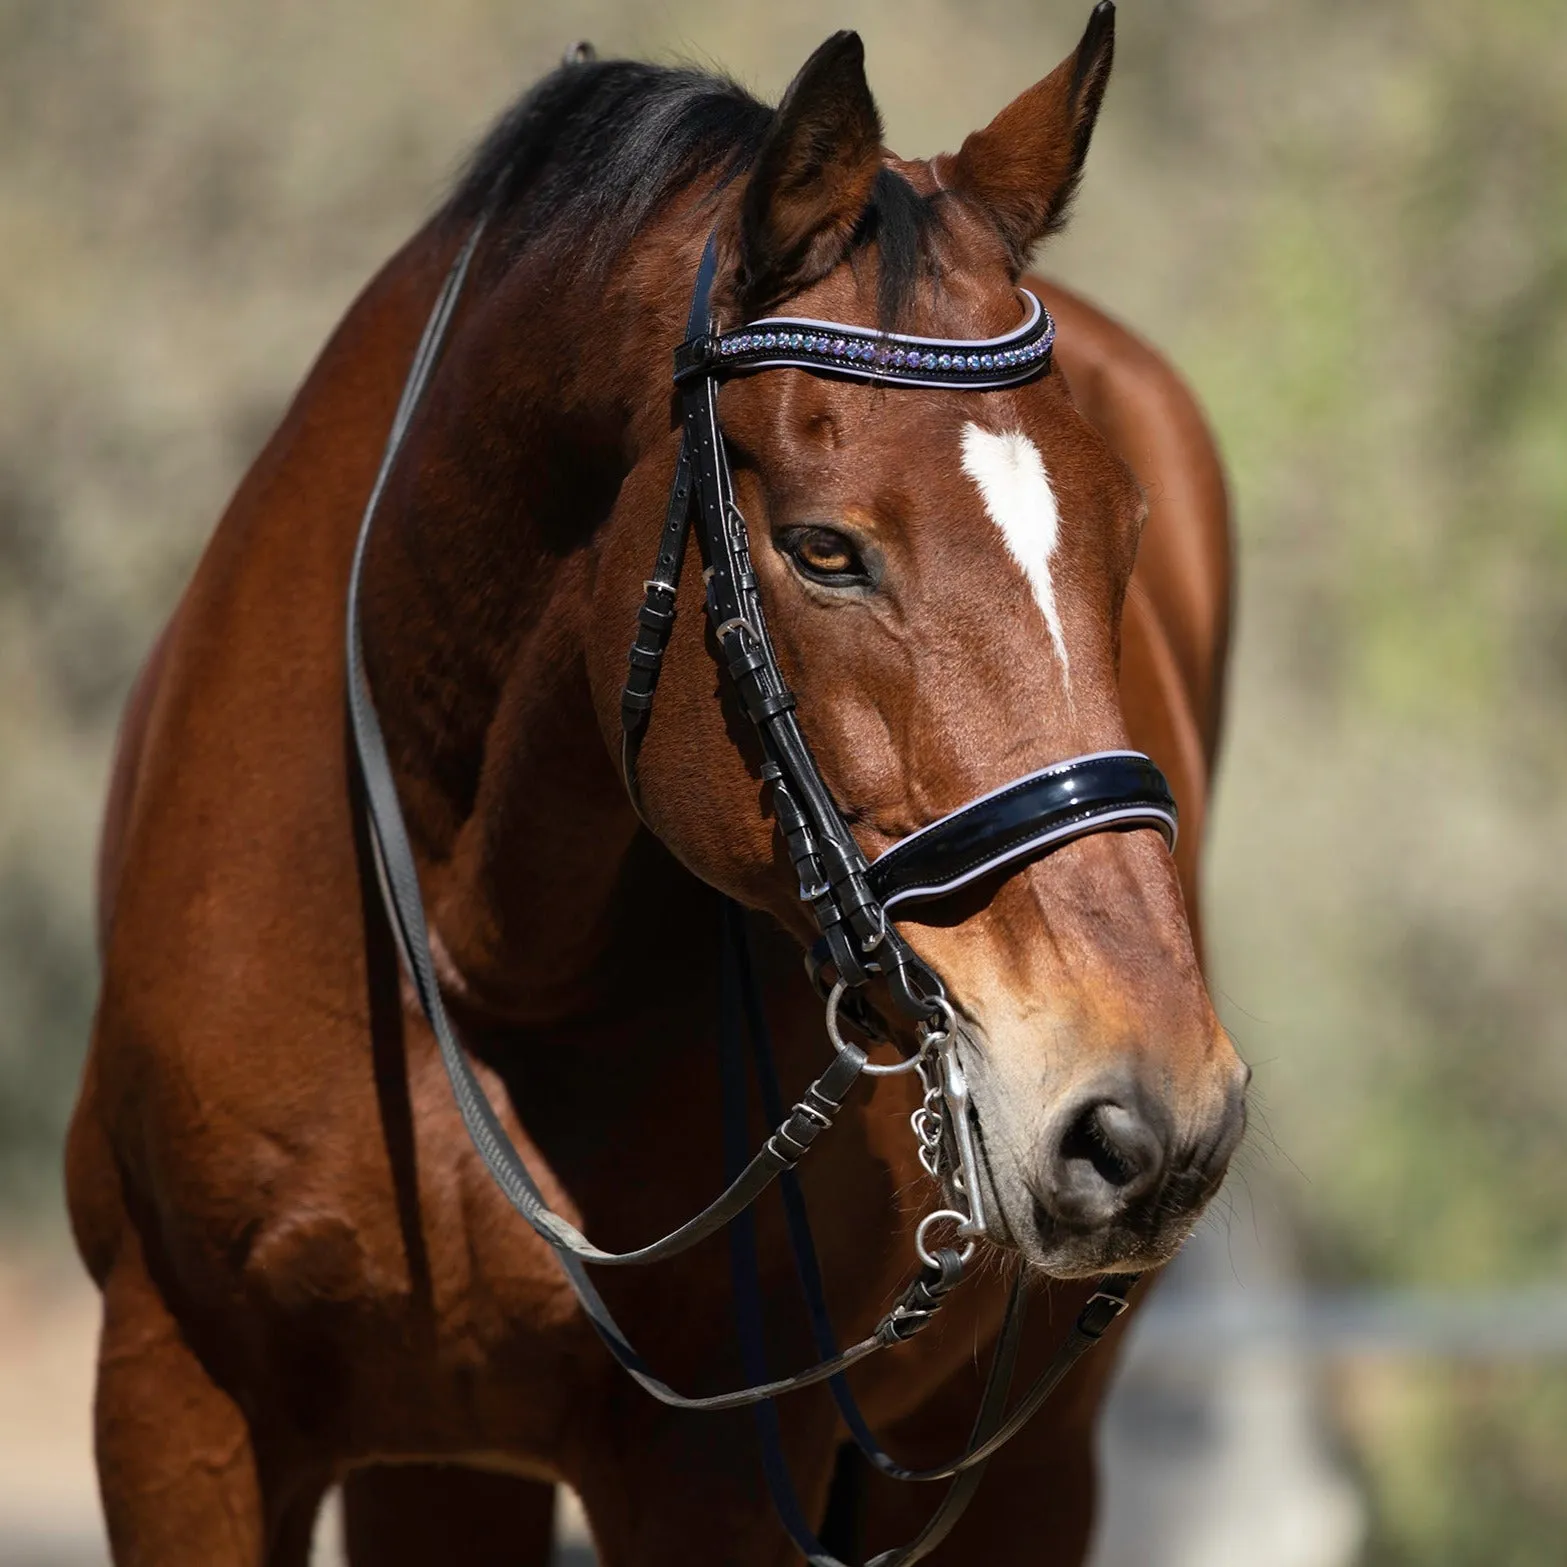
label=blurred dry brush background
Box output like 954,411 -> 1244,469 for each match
1,0 -> 1564,1562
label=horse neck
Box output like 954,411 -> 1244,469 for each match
358,226 -> 692,1025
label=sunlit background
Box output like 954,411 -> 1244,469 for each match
2,1 -> 1564,1563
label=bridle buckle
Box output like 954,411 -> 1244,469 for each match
1079,1288 -> 1132,1339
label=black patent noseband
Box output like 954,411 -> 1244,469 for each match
869,751 -> 1176,910
346,219 -> 1172,1567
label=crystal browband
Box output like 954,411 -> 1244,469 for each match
673,289 -> 1056,391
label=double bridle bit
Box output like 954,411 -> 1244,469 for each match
346,218 -> 1179,1565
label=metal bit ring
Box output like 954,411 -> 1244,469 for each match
826,980 -> 929,1077
916,1209 -> 978,1270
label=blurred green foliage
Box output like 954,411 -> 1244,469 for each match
1,1 -> 1563,1561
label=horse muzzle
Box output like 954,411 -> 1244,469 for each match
960,1037 -> 1250,1278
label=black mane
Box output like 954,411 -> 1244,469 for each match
449,58 -> 940,326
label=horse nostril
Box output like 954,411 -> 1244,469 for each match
1060,1102 -> 1150,1188
1041,1094 -> 1167,1229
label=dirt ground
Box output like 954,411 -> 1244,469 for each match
0,1250 -> 104,1567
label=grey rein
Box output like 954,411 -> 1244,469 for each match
345,218 -> 1176,1565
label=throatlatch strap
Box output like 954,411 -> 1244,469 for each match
618,431 -> 695,814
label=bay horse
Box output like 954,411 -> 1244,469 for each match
66,7 -> 1246,1563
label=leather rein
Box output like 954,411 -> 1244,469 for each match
345,216 -> 1180,1564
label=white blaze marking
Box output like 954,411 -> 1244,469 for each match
959,423 -> 1070,678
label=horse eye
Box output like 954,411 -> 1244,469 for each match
782,527 -> 869,587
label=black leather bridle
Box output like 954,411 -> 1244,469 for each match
345,216 -> 1181,1565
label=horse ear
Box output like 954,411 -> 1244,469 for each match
944,1 -> 1116,269
735,31 -> 883,313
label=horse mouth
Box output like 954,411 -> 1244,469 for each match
956,1056 -> 1223,1280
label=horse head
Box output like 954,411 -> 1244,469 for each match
611,10 -> 1248,1277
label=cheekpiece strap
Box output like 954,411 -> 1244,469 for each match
673,235 -> 916,1004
